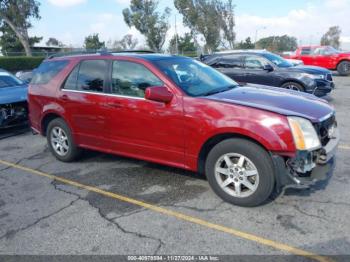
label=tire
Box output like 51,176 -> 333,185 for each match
205,138 -> 275,207
337,61 -> 350,76
281,82 -> 305,92
47,118 -> 81,162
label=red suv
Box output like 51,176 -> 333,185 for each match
28,52 -> 339,206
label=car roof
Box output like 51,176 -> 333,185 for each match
215,49 -> 267,54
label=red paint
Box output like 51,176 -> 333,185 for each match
29,55 -> 317,173
286,45 -> 350,70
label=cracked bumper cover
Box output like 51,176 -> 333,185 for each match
273,127 -> 339,189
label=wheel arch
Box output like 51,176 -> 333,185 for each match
337,59 -> 350,66
280,79 -> 306,90
41,112 -> 65,136
197,133 -> 271,176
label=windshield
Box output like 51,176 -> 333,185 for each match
0,74 -> 24,88
153,58 -> 238,97
261,53 -> 293,68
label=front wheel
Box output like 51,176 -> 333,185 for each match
337,61 -> 350,76
281,82 -> 305,92
205,139 -> 275,207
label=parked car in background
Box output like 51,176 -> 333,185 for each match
285,46 -> 350,76
201,50 -> 334,97
28,53 -> 339,207
16,70 -> 34,83
0,69 -> 28,129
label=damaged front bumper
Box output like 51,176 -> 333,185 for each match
273,127 -> 339,190
0,102 -> 28,129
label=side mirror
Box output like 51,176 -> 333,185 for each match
145,86 -> 174,103
263,64 -> 274,72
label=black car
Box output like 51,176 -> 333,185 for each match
200,50 -> 334,97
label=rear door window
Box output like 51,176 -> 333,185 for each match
31,60 -> 68,85
76,60 -> 108,93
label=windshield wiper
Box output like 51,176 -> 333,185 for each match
201,85 -> 237,97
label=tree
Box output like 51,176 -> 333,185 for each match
218,0 -> 235,49
321,26 -> 341,49
256,35 -> 297,52
113,34 -> 138,50
123,0 -> 171,51
236,37 -> 254,49
46,37 -> 63,47
84,33 -> 105,50
0,0 -> 41,56
168,33 -> 196,54
0,23 -> 41,55
174,0 -> 236,53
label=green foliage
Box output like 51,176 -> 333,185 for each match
0,56 -> 44,71
321,26 -> 341,49
236,37 -> 254,49
174,0 -> 236,53
46,37 -> 63,47
123,0 -> 171,51
168,33 -> 196,54
0,0 -> 41,56
84,33 -> 105,50
256,35 -> 298,52
112,34 -> 138,50
218,0 -> 235,49
0,23 -> 42,55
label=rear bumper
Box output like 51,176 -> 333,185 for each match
273,127 -> 339,190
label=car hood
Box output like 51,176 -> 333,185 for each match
206,84 -> 334,123
281,65 -> 330,74
0,84 -> 28,104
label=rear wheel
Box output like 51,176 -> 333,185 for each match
205,138 -> 275,207
47,118 -> 81,162
337,61 -> 350,76
281,82 -> 305,92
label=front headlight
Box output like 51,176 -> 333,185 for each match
288,116 -> 321,150
301,73 -> 325,80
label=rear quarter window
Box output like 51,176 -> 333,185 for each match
31,60 -> 69,85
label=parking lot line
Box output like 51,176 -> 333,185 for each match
0,159 -> 333,262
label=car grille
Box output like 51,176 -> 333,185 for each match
326,73 -> 333,81
314,114 -> 336,146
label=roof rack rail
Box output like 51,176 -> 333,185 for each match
112,50 -> 155,54
48,49 -> 156,59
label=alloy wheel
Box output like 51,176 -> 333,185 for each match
50,126 -> 69,156
214,153 -> 259,198
285,84 -> 301,91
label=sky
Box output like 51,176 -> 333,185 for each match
29,0 -> 350,49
